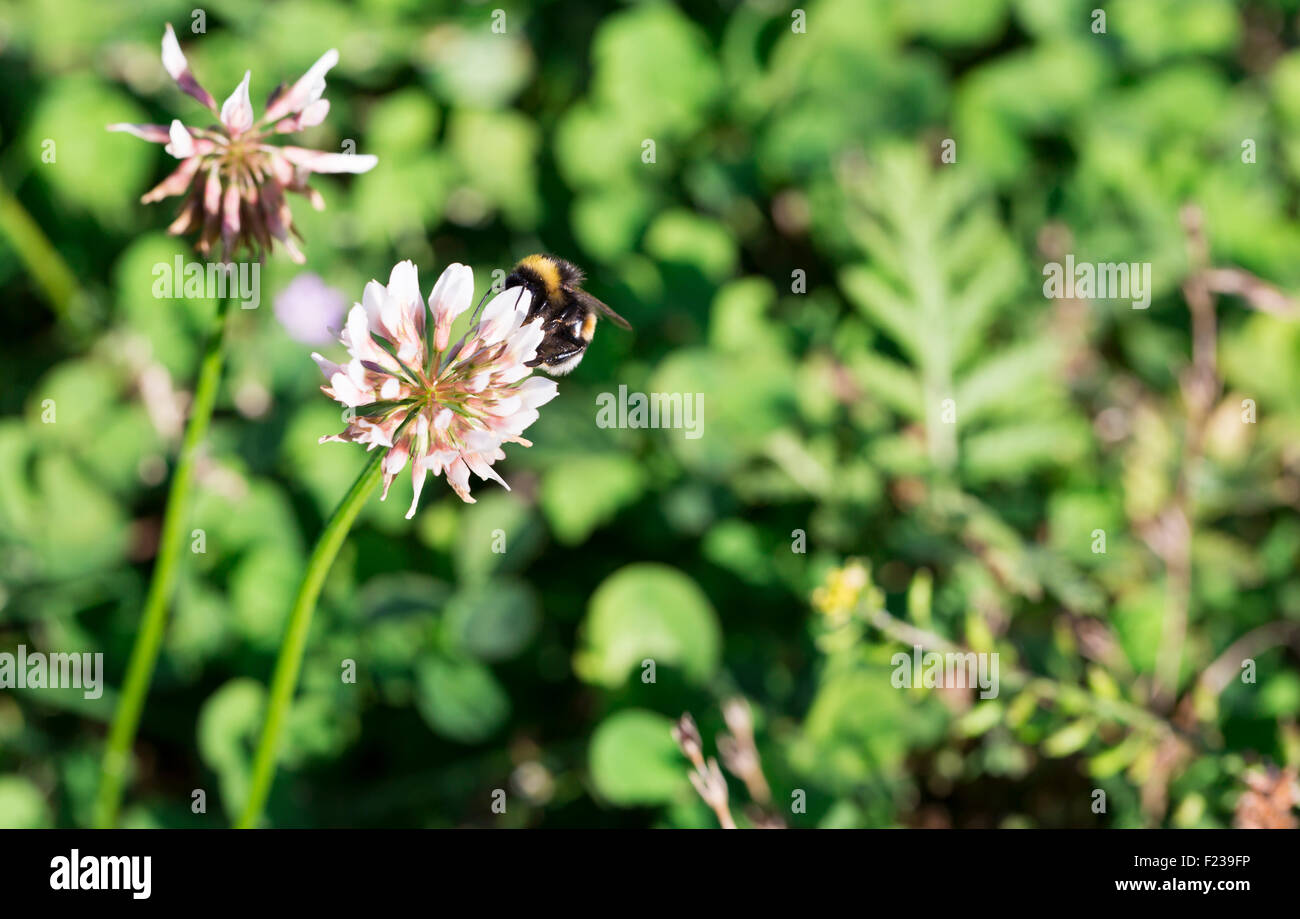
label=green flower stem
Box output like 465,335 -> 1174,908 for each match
0,175 -> 86,328
237,449 -> 385,828
93,295 -> 236,828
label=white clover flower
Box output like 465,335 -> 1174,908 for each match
314,261 -> 559,516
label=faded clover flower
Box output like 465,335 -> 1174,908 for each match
314,261 -> 558,516
108,24 -> 377,263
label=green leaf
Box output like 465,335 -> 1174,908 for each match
442,579 -> 539,662
113,234 -> 216,377
29,76 -> 153,224
589,2 -> 721,136
588,710 -> 688,806
540,454 -> 646,545
364,88 -> 439,155
424,29 -> 532,108
702,518 -> 773,586
230,544 -> 302,649
901,0 -> 1010,45
197,679 -> 266,820
353,153 -> 449,240
840,265 -> 920,361
955,701 -> 1004,738
571,184 -> 653,261
793,662 -> 946,790
849,351 -> 924,419
1042,719 -> 1097,758
192,480 -> 304,557
951,245 -> 1022,365
649,348 -> 794,475
283,402 -> 369,516
0,776 -> 53,828
575,563 -> 721,688
708,278 -> 784,357
1112,0 -> 1239,66
840,146 -> 1081,479
954,339 -> 1061,425
30,453 -> 129,579
448,110 -> 540,227
415,656 -> 509,744
358,572 -> 451,621
644,210 -> 737,281
555,103 -> 644,189
962,418 -> 1090,481
27,358 -> 120,449
1112,584 -> 1164,681
453,490 -> 543,582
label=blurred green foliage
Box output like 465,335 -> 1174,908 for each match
1,0 -> 1298,828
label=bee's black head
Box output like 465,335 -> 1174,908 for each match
503,268 -> 534,295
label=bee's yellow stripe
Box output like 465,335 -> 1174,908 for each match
519,254 -> 562,302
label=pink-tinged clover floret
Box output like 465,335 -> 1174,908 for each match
314,261 -> 559,516
108,24 -> 377,263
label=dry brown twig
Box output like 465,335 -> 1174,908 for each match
1144,205 -> 1219,712
1145,207 -> 1300,718
1133,206 -> 1300,816
718,698 -> 788,827
1203,267 -> 1300,318
672,713 -> 736,829
1233,766 -> 1299,829
673,701 -> 784,829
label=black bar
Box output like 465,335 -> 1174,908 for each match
3,829 -> 1282,906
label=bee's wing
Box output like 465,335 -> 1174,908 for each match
574,289 -> 631,329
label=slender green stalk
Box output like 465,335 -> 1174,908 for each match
237,449 -> 385,828
93,296 -> 235,828
0,175 -> 86,327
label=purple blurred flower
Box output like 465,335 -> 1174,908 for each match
274,272 -> 346,345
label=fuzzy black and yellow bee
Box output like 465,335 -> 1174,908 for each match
500,254 -> 631,376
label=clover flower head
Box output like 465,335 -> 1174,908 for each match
314,261 -> 559,516
108,23 -> 377,263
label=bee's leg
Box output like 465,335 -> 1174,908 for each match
513,286 -> 538,323
522,287 -> 551,325
525,324 -> 588,367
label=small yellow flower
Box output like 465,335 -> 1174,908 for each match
811,559 -> 872,622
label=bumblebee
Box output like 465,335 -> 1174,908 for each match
502,254 -> 630,375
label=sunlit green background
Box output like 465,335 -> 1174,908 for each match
2,0 -> 1299,828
